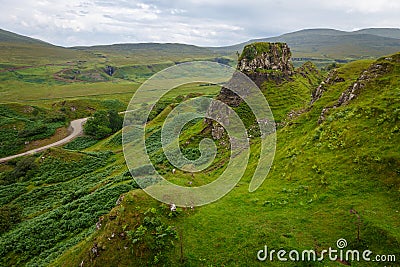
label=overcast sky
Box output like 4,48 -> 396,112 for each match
1,0 -> 399,47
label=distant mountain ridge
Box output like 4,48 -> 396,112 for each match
353,28 -> 400,39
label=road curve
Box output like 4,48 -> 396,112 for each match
0,118 -> 88,163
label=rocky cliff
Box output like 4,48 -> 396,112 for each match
237,42 -> 294,87
206,42 -> 295,139
217,42 -> 294,108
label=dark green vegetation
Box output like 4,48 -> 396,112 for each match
238,42 -> 274,61
0,149 -> 137,266
63,136 -> 99,151
0,104 -> 67,157
84,110 -> 123,139
127,207 -> 178,265
0,99 -> 126,157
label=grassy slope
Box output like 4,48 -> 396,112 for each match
51,55 -> 400,266
0,82 -> 222,266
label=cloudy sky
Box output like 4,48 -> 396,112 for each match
1,0 -> 399,47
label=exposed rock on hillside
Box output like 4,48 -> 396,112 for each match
337,62 -> 390,105
217,42 -> 294,108
105,65 -> 116,76
318,56 -> 396,123
311,69 -> 345,104
237,42 -> 294,87
206,42 -> 294,139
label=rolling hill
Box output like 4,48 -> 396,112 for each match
0,29 -> 52,45
73,42 -> 229,65
0,29 -> 93,65
354,27 -> 400,39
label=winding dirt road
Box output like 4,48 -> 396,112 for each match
0,118 -> 88,163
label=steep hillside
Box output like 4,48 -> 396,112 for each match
51,50 -> 399,266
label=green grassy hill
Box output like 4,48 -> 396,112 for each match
74,43 -> 232,65
0,29 -> 51,45
0,29 -> 94,65
1,52 -> 398,266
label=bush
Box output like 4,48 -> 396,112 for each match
7,157 -> 38,183
18,124 -> 48,138
130,165 -> 156,177
84,110 -> 123,139
127,208 -> 177,264
0,204 -> 23,234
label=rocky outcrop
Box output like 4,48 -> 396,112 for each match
337,62 -> 389,105
206,42 -> 294,139
104,65 -> 116,76
318,59 -> 393,123
238,42 -> 293,75
311,69 -> 345,104
217,42 -> 294,108
297,61 -> 320,78
237,42 -> 294,87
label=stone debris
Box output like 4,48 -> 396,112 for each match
96,216 -> 104,230
115,195 -> 125,206
170,203 -> 177,212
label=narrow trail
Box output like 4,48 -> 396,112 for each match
0,118 -> 88,163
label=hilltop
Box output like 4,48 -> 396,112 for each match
0,29 -> 51,45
